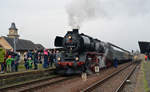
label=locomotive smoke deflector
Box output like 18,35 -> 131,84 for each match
54,29 -> 79,47
54,36 -> 63,47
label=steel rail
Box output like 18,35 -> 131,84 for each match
0,75 -> 60,91
1,75 -> 77,92
80,62 -> 134,92
19,76 -> 77,92
115,62 -> 140,92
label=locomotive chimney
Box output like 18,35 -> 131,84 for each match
72,29 -> 79,34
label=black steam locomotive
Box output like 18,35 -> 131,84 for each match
54,29 -> 132,75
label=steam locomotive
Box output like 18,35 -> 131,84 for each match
54,29 -> 132,75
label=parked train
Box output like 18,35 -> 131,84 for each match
54,29 -> 133,75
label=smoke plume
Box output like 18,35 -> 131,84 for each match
66,0 -> 149,29
66,0 -> 103,29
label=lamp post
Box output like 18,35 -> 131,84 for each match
13,38 -> 18,53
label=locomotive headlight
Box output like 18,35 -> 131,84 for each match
68,36 -> 72,39
75,57 -> 79,61
57,57 -> 61,61
88,57 -> 92,61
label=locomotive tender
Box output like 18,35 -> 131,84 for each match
54,29 -> 132,75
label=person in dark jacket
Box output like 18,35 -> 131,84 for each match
38,52 -> 42,64
33,50 -> 38,70
48,50 -> 53,67
114,58 -> 118,68
14,53 -> 20,72
43,49 -> 49,68
52,50 -> 56,64
24,52 -> 28,70
27,50 -> 33,60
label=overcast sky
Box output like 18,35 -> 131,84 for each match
0,0 -> 150,51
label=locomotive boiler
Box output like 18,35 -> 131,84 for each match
54,29 -> 132,75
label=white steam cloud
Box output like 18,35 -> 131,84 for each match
66,0 -> 103,29
66,0 -> 149,29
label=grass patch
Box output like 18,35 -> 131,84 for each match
142,61 -> 150,92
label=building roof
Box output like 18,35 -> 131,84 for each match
138,41 -> 150,54
35,44 -> 45,50
9,22 -> 18,31
3,36 -> 39,51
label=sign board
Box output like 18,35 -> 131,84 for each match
95,66 -> 99,73
81,73 -> 87,81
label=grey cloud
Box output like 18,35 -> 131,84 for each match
0,0 -> 150,51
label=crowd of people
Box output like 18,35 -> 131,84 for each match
0,49 -> 20,73
0,48 -> 59,74
23,49 -> 58,70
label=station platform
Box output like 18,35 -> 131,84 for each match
0,63 -> 55,76
135,59 -> 150,92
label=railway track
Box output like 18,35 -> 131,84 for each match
115,63 -> 140,92
32,62 -> 134,92
1,74 -> 77,92
0,62 -> 139,92
81,62 -> 140,92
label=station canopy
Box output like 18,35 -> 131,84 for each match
138,41 -> 150,54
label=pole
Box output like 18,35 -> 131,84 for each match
14,38 -> 16,53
